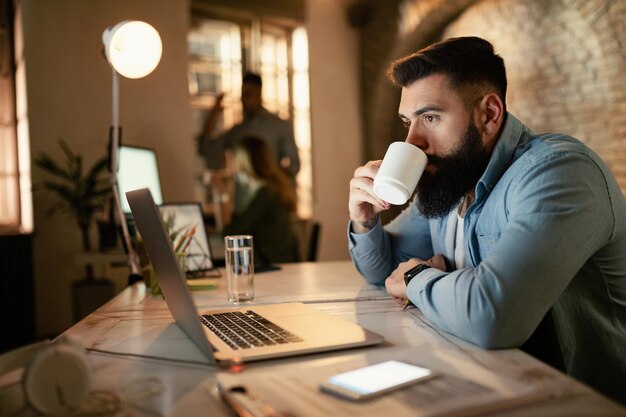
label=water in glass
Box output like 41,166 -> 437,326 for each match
226,246 -> 254,302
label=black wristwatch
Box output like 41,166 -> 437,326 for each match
404,263 -> 431,286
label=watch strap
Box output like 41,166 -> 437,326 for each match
404,263 -> 431,286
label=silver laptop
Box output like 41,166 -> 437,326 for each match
126,188 -> 384,365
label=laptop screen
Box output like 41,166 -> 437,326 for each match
118,145 -> 163,213
158,202 -> 214,274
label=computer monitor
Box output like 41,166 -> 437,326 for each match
158,202 -> 215,275
118,145 -> 163,213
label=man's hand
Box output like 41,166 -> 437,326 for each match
385,254 -> 447,307
385,259 -> 420,305
201,93 -> 225,136
349,160 -> 390,233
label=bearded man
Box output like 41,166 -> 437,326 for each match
347,36 -> 626,404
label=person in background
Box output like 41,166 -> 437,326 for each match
214,135 -> 299,265
347,36 -> 626,403
198,72 -> 301,182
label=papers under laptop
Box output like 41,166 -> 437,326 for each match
126,188 -> 384,365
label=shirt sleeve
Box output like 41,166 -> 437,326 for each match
349,199 -> 433,285
406,150 -> 615,348
279,121 -> 301,176
198,131 -> 228,170
348,218 -> 391,285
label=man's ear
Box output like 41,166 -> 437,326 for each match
479,93 -> 504,137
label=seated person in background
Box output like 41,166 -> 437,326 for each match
215,136 -> 299,264
348,36 -> 626,403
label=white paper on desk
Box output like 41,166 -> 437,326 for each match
216,347 -> 549,417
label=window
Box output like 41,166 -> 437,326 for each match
188,19 -> 242,130
188,9 -> 312,218
290,27 -> 311,218
0,0 -> 32,235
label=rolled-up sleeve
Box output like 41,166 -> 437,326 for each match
348,218 -> 391,285
349,200 -> 433,285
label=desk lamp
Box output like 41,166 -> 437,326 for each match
102,20 -> 162,284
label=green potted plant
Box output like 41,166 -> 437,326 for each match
34,139 -> 112,281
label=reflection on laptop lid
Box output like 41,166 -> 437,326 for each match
158,202 -> 218,277
126,188 -> 384,366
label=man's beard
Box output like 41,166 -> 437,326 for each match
415,121 -> 490,219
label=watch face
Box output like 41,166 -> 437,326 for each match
404,264 -> 430,285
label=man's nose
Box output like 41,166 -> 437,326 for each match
404,128 -> 428,151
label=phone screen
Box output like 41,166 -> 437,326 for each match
322,360 -> 433,399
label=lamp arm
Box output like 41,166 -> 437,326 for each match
108,68 -> 119,174
109,69 -> 142,283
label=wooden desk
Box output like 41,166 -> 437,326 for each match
58,262 -> 623,416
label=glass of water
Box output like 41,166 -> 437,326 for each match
224,235 -> 254,303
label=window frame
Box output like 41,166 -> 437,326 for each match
188,5 -> 312,218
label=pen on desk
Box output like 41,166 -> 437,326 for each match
403,299 -> 413,310
218,384 -> 283,417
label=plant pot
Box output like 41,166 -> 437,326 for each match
97,220 -> 118,251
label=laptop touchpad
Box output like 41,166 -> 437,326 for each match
279,313 -> 347,330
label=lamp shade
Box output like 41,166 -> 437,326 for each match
102,20 -> 162,79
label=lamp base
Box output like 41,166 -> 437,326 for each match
128,273 -> 143,286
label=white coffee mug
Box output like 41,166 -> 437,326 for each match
373,141 -> 427,205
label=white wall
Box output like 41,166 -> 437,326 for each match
24,0 -> 194,336
307,0 -> 363,261
23,0 -> 362,337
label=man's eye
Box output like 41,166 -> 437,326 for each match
422,114 -> 440,126
401,120 -> 410,129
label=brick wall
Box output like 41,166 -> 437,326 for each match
360,0 -> 626,195
444,0 -> 626,193
360,0 -> 477,162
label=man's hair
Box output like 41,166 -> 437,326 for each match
243,72 -> 262,88
386,37 -> 507,107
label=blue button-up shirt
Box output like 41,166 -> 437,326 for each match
349,113 -> 626,403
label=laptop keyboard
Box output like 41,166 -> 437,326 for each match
200,310 -> 303,350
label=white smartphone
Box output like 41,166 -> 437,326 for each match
320,360 -> 435,400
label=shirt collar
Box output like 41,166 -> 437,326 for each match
475,112 -> 529,201
244,107 -> 272,122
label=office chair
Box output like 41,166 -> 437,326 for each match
306,222 -> 321,262
292,219 -> 321,262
